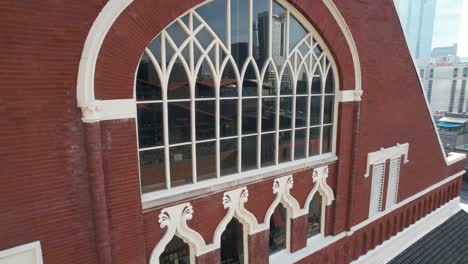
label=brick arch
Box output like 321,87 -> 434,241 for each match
77,0 -> 360,117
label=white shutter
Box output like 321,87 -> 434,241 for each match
369,162 -> 385,218
386,157 -> 401,209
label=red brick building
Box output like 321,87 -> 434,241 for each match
0,0 -> 465,263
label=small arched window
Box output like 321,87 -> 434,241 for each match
159,236 -> 190,264
307,194 -> 322,238
136,0 -> 337,193
269,203 -> 287,254
221,218 -> 245,263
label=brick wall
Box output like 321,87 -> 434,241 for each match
1,0 -> 466,263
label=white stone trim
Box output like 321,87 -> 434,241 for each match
391,0 -> 466,167
142,153 -> 337,209
269,170 -> 465,263
352,197 -> 462,264
322,0 -> 362,93
338,89 -> 363,102
364,143 -> 409,178
77,0 -> 363,122
80,99 -> 135,122
0,241 -> 43,264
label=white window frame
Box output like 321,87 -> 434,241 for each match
135,0 -> 340,205
0,241 -> 43,264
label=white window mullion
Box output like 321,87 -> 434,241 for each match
291,55 -> 297,160
369,162 -> 386,217
248,0 -> 253,57
319,65 -> 325,155
386,157 -> 401,209
305,71 -> 311,157
226,0 -> 231,52
238,80 -> 242,173
268,0 -> 273,58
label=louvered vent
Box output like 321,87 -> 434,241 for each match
385,157 -> 401,209
369,162 -> 385,217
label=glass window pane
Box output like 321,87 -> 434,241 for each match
242,136 -> 257,171
279,97 -> 292,129
272,1 -> 287,68
159,236 -> 190,264
289,14 -> 307,52
139,149 -> 165,193
220,99 -> 238,137
243,98 -> 258,134
324,68 -> 335,94
280,66 -> 293,95
168,102 -> 191,144
309,127 -> 320,156
148,37 -> 161,67
307,195 -> 322,238
262,63 -> 278,96
137,103 -> 163,148
322,125 -> 333,154
170,145 -> 193,187
323,95 -> 334,124
243,64 -> 258,95
294,129 -> 306,160
269,203 -> 287,254
167,60 -> 190,99
295,96 -> 307,128
278,131 -> 291,163
310,96 -> 321,126
196,141 -> 216,181
296,65 -> 308,94
231,0 -> 249,68
196,101 -> 215,140
221,138 -> 238,176
262,97 -> 276,132
253,0 -> 270,70
311,75 -> 321,94
136,53 -> 162,101
165,20 -> 188,47
220,62 -> 238,97
195,60 -> 215,98
195,0 -> 227,45
261,133 -> 276,167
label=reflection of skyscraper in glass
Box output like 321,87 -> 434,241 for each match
394,0 -> 436,59
257,10 -> 288,85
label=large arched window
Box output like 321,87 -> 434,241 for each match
136,0 -> 337,193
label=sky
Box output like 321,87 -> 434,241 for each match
458,0 -> 468,57
432,0 -> 468,57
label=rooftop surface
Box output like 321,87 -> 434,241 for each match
389,210 -> 468,264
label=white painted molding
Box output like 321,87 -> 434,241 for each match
219,187 -> 260,235
150,203 -> 205,263
338,90 -> 363,102
446,152 -> 466,166
77,0 -> 363,121
0,241 -> 43,264
364,143 -> 409,178
81,99 -> 135,123
270,170 -> 465,263
322,0 -> 362,93
352,198 -> 462,264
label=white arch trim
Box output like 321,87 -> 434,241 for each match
76,0 -> 363,123
149,166 -> 335,262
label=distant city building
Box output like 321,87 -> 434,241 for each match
436,113 -> 468,153
418,56 -> 468,113
432,44 -> 458,57
395,0 -> 436,59
431,0 -> 464,54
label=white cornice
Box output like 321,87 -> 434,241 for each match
364,143 -> 409,178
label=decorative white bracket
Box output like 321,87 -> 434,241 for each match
364,143 -> 409,178
150,203 -> 206,263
